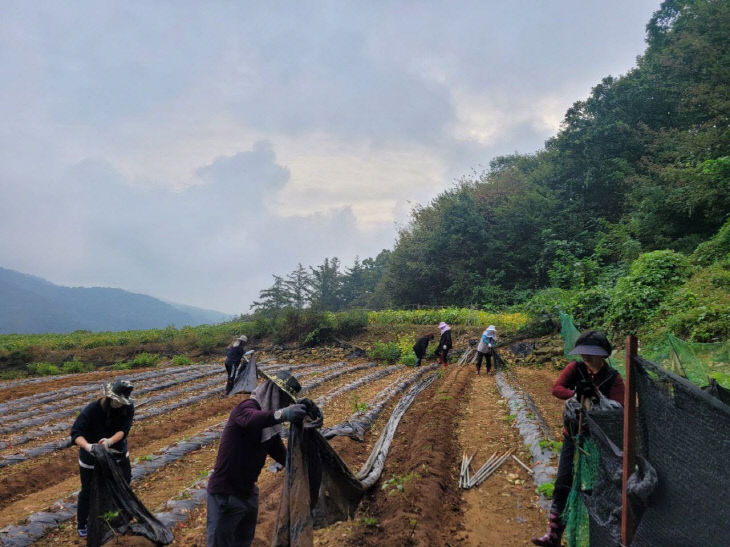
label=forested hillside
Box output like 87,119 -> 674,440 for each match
251,0 -> 730,343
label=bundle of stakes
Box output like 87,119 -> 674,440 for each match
459,448 -> 515,489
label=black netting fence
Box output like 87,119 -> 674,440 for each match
562,355 -> 730,546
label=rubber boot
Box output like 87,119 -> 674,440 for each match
531,512 -> 564,547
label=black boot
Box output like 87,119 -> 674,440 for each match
531,512 -> 564,547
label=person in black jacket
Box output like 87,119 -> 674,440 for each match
435,322 -> 453,366
225,335 -> 248,394
412,334 -> 435,366
70,380 -> 134,538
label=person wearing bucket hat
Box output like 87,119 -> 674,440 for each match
70,379 -> 135,537
532,330 -> 625,547
435,321 -> 452,366
224,335 -> 249,395
206,369 -> 307,546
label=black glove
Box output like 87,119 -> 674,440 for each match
575,379 -> 596,400
297,397 -> 324,423
276,404 -> 307,423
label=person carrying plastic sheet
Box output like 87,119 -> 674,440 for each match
224,334 -> 248,395
70,379 -> 135,538
206,369 -> 307,547
475,325 -> 497,375
532,330 -> 625,547
435,321 -> 452,366
412,333 -> 435,367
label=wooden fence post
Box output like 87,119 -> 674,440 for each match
622,334 -> 638,545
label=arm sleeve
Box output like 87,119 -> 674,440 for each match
263,436 -> 287,466
552,362 -> 578,400
232,403 -> 279,430
608,374 -> 626,404
120,404 -> 134,437
70,405 -> 91,442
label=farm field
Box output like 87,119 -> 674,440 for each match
0,332 -> 567,546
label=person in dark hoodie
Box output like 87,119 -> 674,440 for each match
71,380 -> 135,538
206,369 -> 307,547
412,333 -> 435,366
435,322 -> 453,366
532,330 -> 624,547
225,335 -> 248,394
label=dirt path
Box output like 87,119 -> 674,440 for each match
452,369 -> 545,545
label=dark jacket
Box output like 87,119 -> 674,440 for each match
207,399 -> 286,496
71,399 -> 134,467
412,335 -> 433,358
437,330 -> 452,353
225,343 -> 245,366
552,361 -> 625,403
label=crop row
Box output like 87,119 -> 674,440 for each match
2,366 -> 222,432
0,362 -> 394,546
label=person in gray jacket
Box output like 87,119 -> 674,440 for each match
475,325 -> 497,374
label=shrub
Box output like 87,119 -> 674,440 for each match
196,333 -> 216,354
570,287 -> 612,328
27,362 -> 61,376
606,250 -> 692,335
171,355 -> 193,366
61,359 -> 95,374
691,218 -> 730,266
368,342 -> 401,363
334,310 -> 368,337
130,352 -> 160,368
112,361 -> 132,370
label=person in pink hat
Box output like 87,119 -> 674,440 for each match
435,322 -> 452,366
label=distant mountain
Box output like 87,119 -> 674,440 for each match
0,267 -> 231,334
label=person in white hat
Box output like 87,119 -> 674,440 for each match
225,335 -> 249,394
475,325 -> 497,374
70,379 -> 135,538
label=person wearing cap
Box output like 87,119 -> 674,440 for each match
475,325 -> 497,374
225,335 -> 249,395
206,369 -> 307,547
532,330 -> 625,547
435,322 -> 452,366
70,379 -> 135,538
412,333 -> 435,367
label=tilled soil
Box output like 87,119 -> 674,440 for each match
6,341 -> 570,547
28,365 -> 396,545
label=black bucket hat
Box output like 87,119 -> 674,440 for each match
569,330 -> 612,357
259,369 -> 301,402
102,379 -> 134,406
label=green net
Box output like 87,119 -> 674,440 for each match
558,312 -> 730,389
563,437 -> 600,547
560,311 -> 581,359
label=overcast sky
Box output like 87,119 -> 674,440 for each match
1,1 -> 661,314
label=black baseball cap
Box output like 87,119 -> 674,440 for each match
569,330 -> 612,357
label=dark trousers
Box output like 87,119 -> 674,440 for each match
436,348 -> 450,365
206,487 -> 259,547
550,434 -> 575,517
77,458 -> 131,530
475,351 -> 493,373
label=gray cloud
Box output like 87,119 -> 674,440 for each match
0,1 -> 662,313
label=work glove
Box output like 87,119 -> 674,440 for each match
275,403 -> 307,423
84,443 -> 96,454
298,397 -> 324,427
442,345 -> 448,350
268,462 -> 284,473
575,379 -> 596,400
